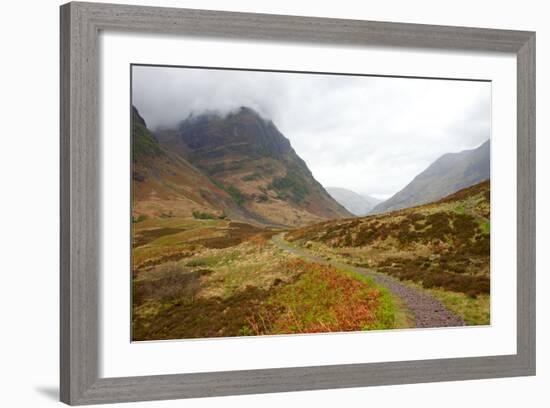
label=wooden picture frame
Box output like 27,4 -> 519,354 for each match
60,2 -> 535,405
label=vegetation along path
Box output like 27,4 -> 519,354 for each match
272,233 -> 465,329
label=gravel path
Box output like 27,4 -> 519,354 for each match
272,233 -> 465,329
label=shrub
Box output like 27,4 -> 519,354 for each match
132,214 -> 147,223
269,172 -> 309,203
242,172 -> 262,182
208,176 -> 225,190
206,177 -> 247,206
133,263 -> 203,305
257,194 -> 269,202
192,210 -> 217,220
226,185 -> 246,206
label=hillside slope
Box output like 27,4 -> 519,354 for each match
131,106 -> 244,221
372,140 -> 490,214
287,181 -> 490,302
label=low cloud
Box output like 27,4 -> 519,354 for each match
132,65 -> 490,197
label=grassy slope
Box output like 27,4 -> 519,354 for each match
286,180 -> 491,325
131,108 -> 396,339
132,215 -> 398,340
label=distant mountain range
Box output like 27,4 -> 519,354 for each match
132,106 -> 351,227
325,187 -> 383,216
371,140 -> 490,214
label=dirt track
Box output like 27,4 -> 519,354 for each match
271,233 -> 465,328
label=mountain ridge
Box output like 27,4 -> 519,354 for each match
372,140 -> 490,214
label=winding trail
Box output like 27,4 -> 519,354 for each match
271,233 -> 465,329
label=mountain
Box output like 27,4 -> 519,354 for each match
131,106 -> 246,221
371,140 -> 490,214
326,187 -> 382,216
133,106 -> 352,227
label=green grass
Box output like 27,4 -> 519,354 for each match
365,286 -> 395,330
192,210 -> 218,220
478,219 -> 490,234
132,121 -> 164,162
219,261 -> 267,298
454,204 -> 466,215
426,287 -> 490,325
336,266 -> 399,330
390,296 -> 416,329
185,252 -> 238,268
132,216 -> 225,232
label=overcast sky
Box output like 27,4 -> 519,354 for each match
132,65 -> 491,199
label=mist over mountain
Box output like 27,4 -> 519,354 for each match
132,66 -> 491,199
133,106 -> 351,227
371,140 -> 490,214
326,187 -> 383,216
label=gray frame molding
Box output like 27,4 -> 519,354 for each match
60,2 -> 536,405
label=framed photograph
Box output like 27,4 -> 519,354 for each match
60,2 -> 535,405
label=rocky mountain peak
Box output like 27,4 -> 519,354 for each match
178,107 -> 292,159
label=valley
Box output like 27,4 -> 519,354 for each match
132,180 -> 490,340
131,105 -> 490,340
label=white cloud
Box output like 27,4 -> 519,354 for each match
132,65 -> 490,197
